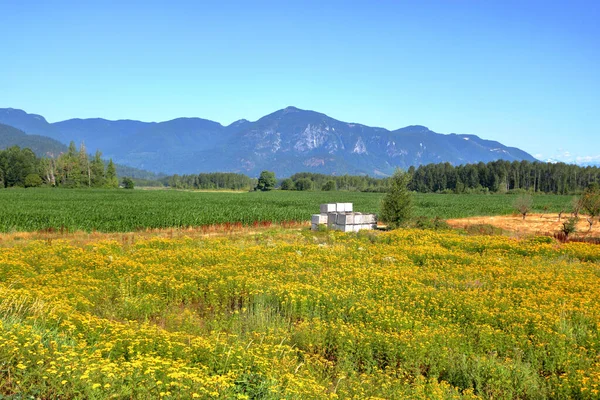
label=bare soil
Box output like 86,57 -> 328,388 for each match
446,213 -> 599,239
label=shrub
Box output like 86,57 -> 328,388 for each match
24,173 -> 43,188
561,217 -> 578,239
122,177 -> 135,189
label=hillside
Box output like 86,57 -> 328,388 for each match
0,107 -> 537,176
0,122 -> 158,180
0,123 -> 67,157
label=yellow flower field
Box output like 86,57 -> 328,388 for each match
1,228 -> 599,399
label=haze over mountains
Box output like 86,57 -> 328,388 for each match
0,107 -> 536,177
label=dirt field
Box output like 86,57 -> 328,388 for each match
447,213 -> 599,239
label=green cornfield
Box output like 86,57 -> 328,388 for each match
0,188 -> 573,232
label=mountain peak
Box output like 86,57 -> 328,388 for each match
0,107 -> 537,176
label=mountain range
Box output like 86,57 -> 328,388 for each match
0,107 -> 536,177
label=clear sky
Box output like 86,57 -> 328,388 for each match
1,0 -> 598,163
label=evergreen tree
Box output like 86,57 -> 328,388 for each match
105,159 -> 119,188
90,150 -> 106,187
380,169 -> 413,229
78,142 -> 91,187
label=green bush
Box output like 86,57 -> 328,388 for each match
24,174 -> 43,188
121,177 -> 135,189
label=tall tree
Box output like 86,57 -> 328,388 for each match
90,150 -> 106,187
105,159 -> 119,188
79,142 -> 91,187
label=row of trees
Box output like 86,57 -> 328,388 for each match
0,142 -> 120,189
408,160 -> 600,194
268,161 -> 600,194
278,173 -> 389,192
163,173 -> 257,191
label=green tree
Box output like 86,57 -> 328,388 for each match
280,178 -> 294,190
322,180 -> 336,191
90,150 -> 106,187
24,173 -> 43,188
0,146 -> 39,187
79,142 -> 91,187
380,169 -> 413,229
295,178 -> 313,191
105,159 -> 119,188
122,177 -> 135,189
256,170 -> 276,191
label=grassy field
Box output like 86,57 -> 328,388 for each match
1,228 -> 599,398
0,188 -> 575,232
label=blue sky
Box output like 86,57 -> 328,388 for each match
1,0 -> 598,163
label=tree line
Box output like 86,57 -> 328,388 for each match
274,161 -> 600,194
407,160 -> 600,194
158,160 -> 600,194
162,173 -> 257,191
5,141 -> 599,195
0,142 -> 119,189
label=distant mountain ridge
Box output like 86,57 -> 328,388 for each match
0,107 -> 537,176
0,123 -> 67,157
0,122 -> 159,180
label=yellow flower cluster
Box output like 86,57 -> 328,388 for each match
0,229 -> 599,398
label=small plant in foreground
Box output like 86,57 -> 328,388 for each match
561,217 -> 578,240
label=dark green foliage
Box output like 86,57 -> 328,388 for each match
105,159 -> 119,188
288,172 -> 389,192
294,178 -> 313,191
0,146 -> 40,188
163,172 -> 256,190
380,169 -> 413,229
24,174 -> 43,188
410,160 -> 600,194
280,178 -> 294,190
321,180 -> 336,191
122,177 -> 135,189
256,171 -> 276,191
